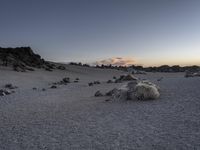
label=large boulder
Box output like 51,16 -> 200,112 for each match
134,81 -> 160,100
106,80 -> 160,101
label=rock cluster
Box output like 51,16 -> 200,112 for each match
95,80 -> 160,101
52,77 -> 71,86
185,71 -> 200,78
88,81 -> 100,86
0,89 -> 12,96
0,84 -> 17,96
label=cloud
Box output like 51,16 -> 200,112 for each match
95,57 -> 135,66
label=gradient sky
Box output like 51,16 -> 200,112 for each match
0,0 -> 200,66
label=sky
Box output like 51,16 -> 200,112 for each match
0,0 -> 200,66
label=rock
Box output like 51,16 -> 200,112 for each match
74,80 -> 79,83
94,91 -> 103,97
42,88 -> 46,91
57,65 -> 66,70
50,85 -> 57,89
0,89 -> 12,96
185,71 -> 200,78
121,74 -> 138,81
32,87 -> 37,90
3,89 -> 12,95
75,78 -> 79,80
107,80 -> 113,83
185,71 -> 194,78
0,90 -> 6,96
63,77 -> 70,83
94,81 -> 100,84
113,76 -> 117,79
105,88 -> 118,96
127,81 -> 138,90
45,68 -> 53,71
135,81 -> 160,100
157,77 -> 163,82
111,89 -> 128,101
126,81 -> 138,100
88,82 -> 94,86
26,67 -> 35,71
105,80 -> 160,101
5,84 -> 18,89
115,74 -> 138,83
193,72 -> 200,77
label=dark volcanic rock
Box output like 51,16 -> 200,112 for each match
88,82 -> 94,86
94,81 -> 100,84
107,80 -> 113,83
63,77 -> 70,83
5,84 -> 18,89
50,85 -> 57,89
0,47 -> 54,72
94,91 -> 103,97
105,88 -> 118,96
0,89 -> 12,96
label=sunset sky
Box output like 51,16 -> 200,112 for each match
0,0 -> 200,66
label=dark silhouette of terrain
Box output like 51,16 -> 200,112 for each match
0,47 -> 65,72
0,46 -> 199,73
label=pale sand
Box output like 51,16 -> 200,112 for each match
0,65 -> 200,149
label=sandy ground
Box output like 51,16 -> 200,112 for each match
0,65 -> 200,150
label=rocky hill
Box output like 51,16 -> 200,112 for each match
0,47 -> 65,72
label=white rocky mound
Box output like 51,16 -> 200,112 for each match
134,81 -> 160,100
107,80 -> 160,101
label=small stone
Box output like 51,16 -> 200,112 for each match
107,80 -> 113,83
4,89 -> 12,95
57,65 -> 66,70
63,77 -> 70,83
157,77 -> 163,82
106,88 -> 118,96
94,91 -> 103,97
45,68 -> 53,71
94,81 -> 100,84
50,85 -> 57,89
88,82 -> 94,86
5,84 -> 18,89
0,90 -> 6,96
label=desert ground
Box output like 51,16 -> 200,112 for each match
0,65 -> 200,150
